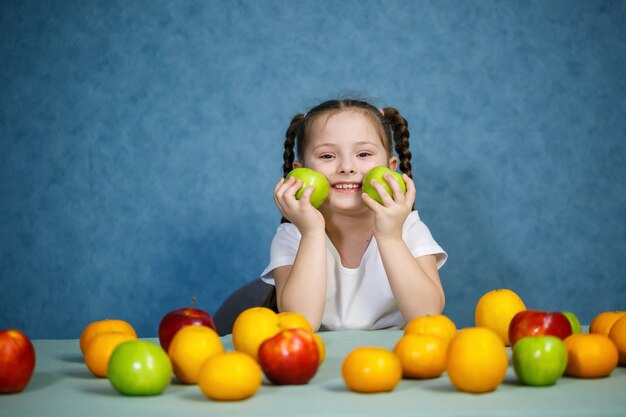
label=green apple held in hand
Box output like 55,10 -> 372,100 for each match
108,340 -> 172,396
362,166 -> 407,205
513,336 -> 568,386
285,168 -> 330,208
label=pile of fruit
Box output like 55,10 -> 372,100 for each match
1,290 -> 625,399
80,304 -> 326,400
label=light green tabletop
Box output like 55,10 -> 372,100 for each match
1,329 -> 625,417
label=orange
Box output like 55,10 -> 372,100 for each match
232,307 -> 281,361
608,315 -> 626,365
474,288 -> 526,346
341,347 -> 402,393
446,327 -> 508,393
312,332 -> 326,364
404,314 -> 457,342
564,333 -> 619,378
84,331 -> 137,377
393,334 -> 448,379
589,311 -> 626,336
79,319 -> 136,355
168,325 -> 224,384
277,311 -> 313,332
198,351 -> 262,401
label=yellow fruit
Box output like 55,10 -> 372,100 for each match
608,315 -> 626,365
404,314 -> 457,342
84,331 -> 137,377
393,334 -> 448,379
474,288 -> 526,346
277,311 -> 313,332
589,311 -> 626,336
446,327 -> 508,393
198,351 -> 262,401
342,347 -> 402,393
79,319 -> 136,355
312,332 -> 326,364
232,307 -> 281,361
168,325 -> 224,384
564,333 -> 619,378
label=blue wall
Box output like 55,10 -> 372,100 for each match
1,0 -> 625,339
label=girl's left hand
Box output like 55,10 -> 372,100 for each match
362,173 -> 416,240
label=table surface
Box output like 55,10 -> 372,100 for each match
1,329 -> 625,417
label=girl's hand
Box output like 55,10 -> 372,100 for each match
362,173 -> 416,240
274,176 -> 325,235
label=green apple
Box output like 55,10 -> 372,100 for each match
512,336 -> 568,386
362,166 -> 407,205
107,340 -> 172,396
561,311 -> 582,334
285,168 -> 330,208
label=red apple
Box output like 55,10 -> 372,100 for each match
258,328 -> 319,385
158,297 -> 216,353
508,310 -> 573,347
0,329 -> 36,393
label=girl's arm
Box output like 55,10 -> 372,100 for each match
272,177 -> 328,330
362,173 -> 445,321
272,231 -> 327,330
377,241 -> 445,320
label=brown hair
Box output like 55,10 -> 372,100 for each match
281,99 -> 413,180
263,99 -> 415,312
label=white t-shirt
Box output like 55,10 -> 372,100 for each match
260,210 -> 447,330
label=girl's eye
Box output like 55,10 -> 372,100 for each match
357,152 -> 371,158
319,154 -> 334,159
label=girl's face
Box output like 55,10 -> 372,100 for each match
294,110 -> 398,213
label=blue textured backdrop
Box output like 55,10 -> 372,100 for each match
1,0 -> 625,339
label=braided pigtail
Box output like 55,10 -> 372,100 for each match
282,113 -> 305,178
267,114 -> 305,310
280,114 -> 305,224
382,107 -> 412,179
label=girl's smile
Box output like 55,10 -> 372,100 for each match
332,181 -> 362,193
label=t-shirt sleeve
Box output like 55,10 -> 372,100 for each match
260,223 -> 302,285
402,211 -> 448,269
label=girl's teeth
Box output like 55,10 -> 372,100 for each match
334,184 -> 360,189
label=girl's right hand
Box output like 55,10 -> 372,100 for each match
274,176 -> 325,234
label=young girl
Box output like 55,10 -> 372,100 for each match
260,99 -> 447,331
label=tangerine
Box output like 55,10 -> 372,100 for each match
446,327 -> 508,393
589,311 -> 626,336
84,331 -> 137,377
393,334 -> 448,379
198,351 -> 262,401
404,314 -> 457,342
608,315 -> 626,365
168,325 -> 224,384
79,319 -> 136,355
342,347 -> 402,393
277,311 -> 313,332
312,332 -> 326,364
564,333 -> 618,378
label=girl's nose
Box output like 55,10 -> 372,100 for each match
338,158 -> 356,174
